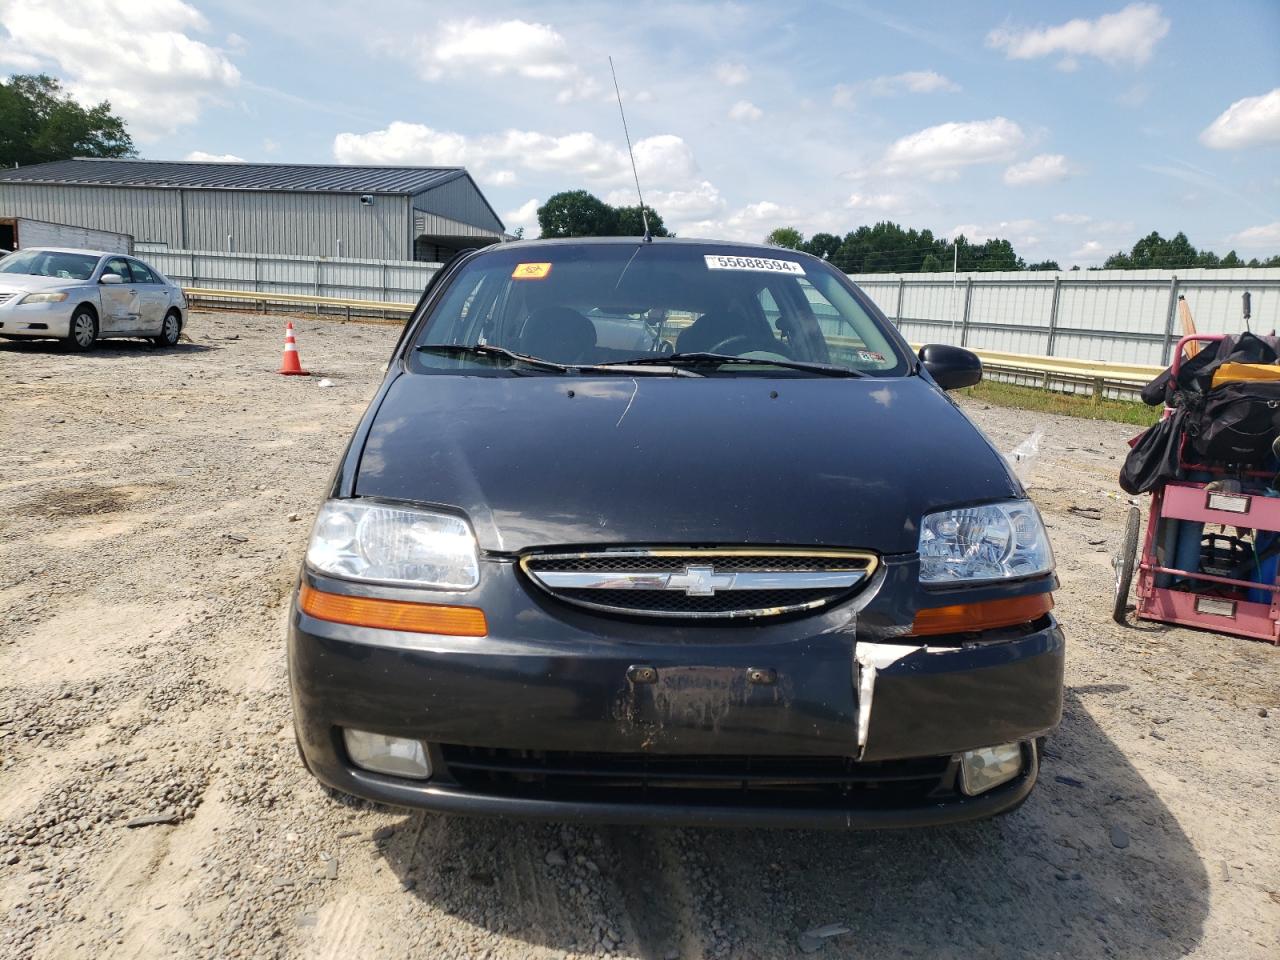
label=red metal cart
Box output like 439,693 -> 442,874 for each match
1113,334 -> 1280,644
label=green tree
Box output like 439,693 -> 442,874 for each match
0,74 -> 134,167
920,253 -> 942,272
1104,231 -> 1201,270
537,190 -> 618,237
765,226 -> 804,249
802,232 -> 841,261
614,204 -> 669,237
1026,260 -> 1061,271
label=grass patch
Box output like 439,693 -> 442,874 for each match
958,379 -> 1161,427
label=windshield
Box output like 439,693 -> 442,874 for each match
411,243 -> 909,376
0,249 -> 100,281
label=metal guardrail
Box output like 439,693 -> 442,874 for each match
966,347 -> 1160,401
181,285 -> 1163,398
183,285 -> 414,320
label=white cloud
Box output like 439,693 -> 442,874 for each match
1200,88 -> 1280,150
1117,83 -> 1150,107
680,201 -> 803,243
400,18 -> 599,103
831,85 -> 857,109
333,123 -> 698,193
1053,213 -> 1092,224
0,0 -> 240,138
1229,222 -> 1280,249
1003,153 -> 1073,186
728,99 -> 763,122
503,198 -> 540,237
715,62 -> 749,86
949,219 -> 1041,247
482,169 -> 516,187
1072,239 -> 1106,260
833,70 -> 958,107
883,117 -> 1025,177
184,151 -> 246,162
987,3 -> 1171,69
870,70 -> 959,95
413,19 -> 571,80
846,192 -> 905,213
607,181 -> 726,222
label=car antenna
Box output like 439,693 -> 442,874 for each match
609,56 -> 651,243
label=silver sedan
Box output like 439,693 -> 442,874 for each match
0,247 -> 188,350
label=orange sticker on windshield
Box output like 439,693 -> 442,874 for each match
512,262 -> 552,280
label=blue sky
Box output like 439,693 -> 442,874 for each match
2,1 -> 1278,265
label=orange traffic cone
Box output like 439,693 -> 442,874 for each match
277,321 -> 310,376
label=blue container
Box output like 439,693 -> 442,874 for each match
1168,470 -> 1214,586
1248,531 -> 1279,605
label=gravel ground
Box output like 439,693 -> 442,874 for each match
0,310 -> 1276,960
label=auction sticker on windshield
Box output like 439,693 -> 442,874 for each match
704,255 -> 805,275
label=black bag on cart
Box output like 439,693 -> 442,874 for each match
1189,381 -> 1280,464
1120,408 -> 1185,494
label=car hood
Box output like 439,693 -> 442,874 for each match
355,372 -> 1020,554
0,274 -> 85,294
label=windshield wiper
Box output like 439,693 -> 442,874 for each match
596,352 -> 866,377
416,343 -> 568,373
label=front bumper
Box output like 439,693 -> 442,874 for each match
0,299 -> 74,338
289,570 -> 1064,828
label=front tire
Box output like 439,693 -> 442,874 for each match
152,310 -> 181,347
1112,506 -> 1141,624
65,309 -> 97,351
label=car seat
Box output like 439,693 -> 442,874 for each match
517,306 -> 598,363
676,310 -> 777,354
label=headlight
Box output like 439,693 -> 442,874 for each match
19,291 -> 69,304
919,500 -> 1053,584
305,500 -> 479,589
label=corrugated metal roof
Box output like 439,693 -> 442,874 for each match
0,159 -> 466,195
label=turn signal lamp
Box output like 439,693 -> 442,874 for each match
911,593 -> 1053,637
299,583 -> 487,636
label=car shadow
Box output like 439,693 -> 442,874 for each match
0,338 -> 219,355
376,688 -> 1208,958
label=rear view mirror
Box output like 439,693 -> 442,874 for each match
100,274 -> 123,284
918,343 -> 982,391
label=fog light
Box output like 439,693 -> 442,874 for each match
342,728 -> 432,780
958,742 -> 1023,796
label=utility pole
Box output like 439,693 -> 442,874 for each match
950,242 -> 959,337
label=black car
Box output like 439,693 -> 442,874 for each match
288,238 -> 1063,829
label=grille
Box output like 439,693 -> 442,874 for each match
0,292 -> 16,305
440,746 -> 957,810
521,549 -> 876,619
534,554 -> 865,574
555,586 -> 836,614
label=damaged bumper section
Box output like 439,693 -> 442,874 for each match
289,571 -> 1064,829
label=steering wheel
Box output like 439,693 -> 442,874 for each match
707,334 -> 759,355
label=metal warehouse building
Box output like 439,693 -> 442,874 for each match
0,158 -> 505,262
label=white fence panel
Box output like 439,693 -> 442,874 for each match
850,268 -> 1280,366
137,244 -> 440,305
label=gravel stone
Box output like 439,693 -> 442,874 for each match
0,313 -> 1274,960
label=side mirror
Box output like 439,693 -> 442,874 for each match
918,343 -> 982,390
100,274 -> 123,285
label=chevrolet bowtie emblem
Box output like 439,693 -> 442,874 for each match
665,565 -> 735,596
